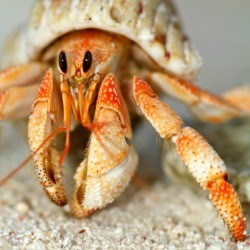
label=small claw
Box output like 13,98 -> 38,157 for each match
71,73 -> 138,217
28,69 -> 66,206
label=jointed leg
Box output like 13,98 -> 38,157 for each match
0,84 -> 40,119
133,76 -> 246,241
0,63 -> 46,91
150,72 -> 249,123
0,63 -> 47,119
222,85 -> 250,113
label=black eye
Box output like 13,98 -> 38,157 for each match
58,51 -> 67,74
83,50 -> 92,72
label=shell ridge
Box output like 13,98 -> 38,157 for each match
1,0 -> 201,80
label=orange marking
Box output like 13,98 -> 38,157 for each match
209,179 -> 246,241
0,90 -> 8,118
0,66 -> 22,83
200,90 -> 227,106
178,79 -> 200,96
96,74 -> 130,136
55,30 -> 124,66
0,90 -> 8,105
36,69 -> 53,99
133,76 -> 156,99
98,74 -> 122,108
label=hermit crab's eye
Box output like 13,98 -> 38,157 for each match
58,51 -> 67,74
83,50 -> 92,72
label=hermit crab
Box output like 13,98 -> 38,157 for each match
0,0 -> 249,242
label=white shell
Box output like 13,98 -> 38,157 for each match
2,0 -> 202,80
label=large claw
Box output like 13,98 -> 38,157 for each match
133,76 -> 246,241
71,74 -> 138,217
28,69 -> 67,206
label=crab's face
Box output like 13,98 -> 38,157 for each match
52,30 -> 128,85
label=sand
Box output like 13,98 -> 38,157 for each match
0,120 -> 250,250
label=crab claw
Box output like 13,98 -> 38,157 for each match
28,69 -> 67,206
71,73 -> 138,217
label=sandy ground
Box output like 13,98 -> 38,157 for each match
0,121 -> 250,250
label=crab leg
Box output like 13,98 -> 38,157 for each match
28,69 -> 67,206
0,63 -> 46,90
150,72 -> 249,123
222,85 -> 250,113
133,76 -> 246,241
71,74 -> 138,217
0,84 -> 40,119
0,63 -> 47,119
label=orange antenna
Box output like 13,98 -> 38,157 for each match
0,126 -> 66,187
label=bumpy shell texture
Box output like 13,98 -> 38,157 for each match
2,0 -> 201,80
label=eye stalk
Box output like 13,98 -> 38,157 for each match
83,50 -> 92,72
58,51 -> 67,74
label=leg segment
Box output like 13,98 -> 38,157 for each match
133,76 -> 246,241
28,69 -> 66,206
174,127 -> 246,241
222,85 -> 250,113
150,72 -> 249,123
0,63 -> 46,91
0,63 -> 47,119
0,84 -> 40,119
71,74 -> 138,217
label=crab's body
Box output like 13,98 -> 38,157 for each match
0,0 -> 250,242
